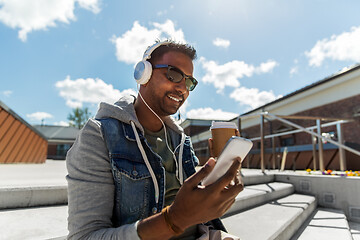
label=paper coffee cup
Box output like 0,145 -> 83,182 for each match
210,121 -> 237,157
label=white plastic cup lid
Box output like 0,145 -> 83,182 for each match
210,121 -> 237,130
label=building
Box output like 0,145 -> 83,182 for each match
181,64 -> 360,170
0,101 -> 47,163
34,125 -> 79,160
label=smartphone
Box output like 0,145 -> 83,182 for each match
201,136 -> 253,186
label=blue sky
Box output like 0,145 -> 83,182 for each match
1,0 -> 360,126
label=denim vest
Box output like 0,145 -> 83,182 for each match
97,117 -> 199,227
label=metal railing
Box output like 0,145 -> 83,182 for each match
240,112 -> 360,172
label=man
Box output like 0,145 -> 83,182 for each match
66,40 -> 243,239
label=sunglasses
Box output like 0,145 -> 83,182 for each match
153,64 -> 198,91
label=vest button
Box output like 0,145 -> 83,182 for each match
152,207 -> 157,214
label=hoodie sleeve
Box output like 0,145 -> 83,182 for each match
66,118 -> 141,240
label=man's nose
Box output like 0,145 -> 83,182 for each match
175,78 -> 188,94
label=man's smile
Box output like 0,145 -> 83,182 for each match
167,94 -> 183,103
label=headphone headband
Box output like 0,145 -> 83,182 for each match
142,41 -> 171,61
134,41 -> 171,85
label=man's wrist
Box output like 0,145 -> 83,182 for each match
162,206 -> 184,235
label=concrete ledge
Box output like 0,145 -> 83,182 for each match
292,208 -> 353,240
224,182 -> 294,217
0,185 -> 68,209
222,194 -> 317,240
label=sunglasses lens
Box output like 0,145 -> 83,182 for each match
167,66 -> 197,91
167,68 -> 183,83
185,78 -> 197,91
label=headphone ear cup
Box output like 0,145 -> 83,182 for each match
134,60 -> 153,85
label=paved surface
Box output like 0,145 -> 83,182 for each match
350,221 -> 360,240
0,160 -> 270,188
1,161 -> 359,239
0,160 -> 68,240
0,205 -> 68,240
296,208 -> 353,240
0,160 -> 67,188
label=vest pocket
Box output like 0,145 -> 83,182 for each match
111,156 -> 152,225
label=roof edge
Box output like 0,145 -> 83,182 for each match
240,63 -> 360,116
0,100 -> 47,140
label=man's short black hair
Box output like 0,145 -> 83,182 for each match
148,40 -> 197,65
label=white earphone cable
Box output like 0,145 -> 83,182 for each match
137,85 -> 184,184
137,86 -> 175,156
130,121 -> 160,205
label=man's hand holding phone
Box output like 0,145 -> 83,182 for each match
203,136 -> 253,186
165,123 -> 252,233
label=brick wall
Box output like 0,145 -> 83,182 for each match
184,125 -> 210,136
190,94 -> 360,169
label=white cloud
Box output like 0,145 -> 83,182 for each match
77,0 -> 100,13
0,0 -> 101,42
110,19 -> 186,64
153,20 -> 185,42
55,75 -> 136,108
2,90 -> 12,97
199,57 -> 278,92
256,60 -> 278,73
290,66 -> 298,76
186,107 -> 238,120
213,38 -> 230,48
230,87 -> 282,110
53,121 -> 70,126
157,10 -> 168,16
66,99 -> 83,109
157,5 -> 174,16
26,112 -> 53,121
306,26 -> 360,67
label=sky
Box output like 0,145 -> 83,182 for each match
1,0 -> 360,126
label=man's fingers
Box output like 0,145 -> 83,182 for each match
212,157 -> 241,190
208,138 -> 214,157
224,180 -> 244,199
185,158 -> 216,187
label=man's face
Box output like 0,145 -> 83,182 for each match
142,51 -> 193,117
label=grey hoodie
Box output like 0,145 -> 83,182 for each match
66,95 -> 185,240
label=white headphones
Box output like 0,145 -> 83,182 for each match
134,41 -> 171,85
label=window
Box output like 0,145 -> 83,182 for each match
280,136 -> 295,146
56,144 -> 71,158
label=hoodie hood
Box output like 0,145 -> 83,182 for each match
95,94 -> 184,135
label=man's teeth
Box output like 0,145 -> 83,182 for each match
168,95 -> 181,102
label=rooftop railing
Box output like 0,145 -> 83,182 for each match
240,112 -> 360,172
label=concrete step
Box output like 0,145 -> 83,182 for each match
0,185 -> 68,210
0,160 -> 68,210
0,168 -> 273,210
0,205 -> 68,240
349,221 -> 360,240
291,208 -> 353,240
241,169 -> 275,186
221,193 -> 317,240
225,182 -> 294,217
